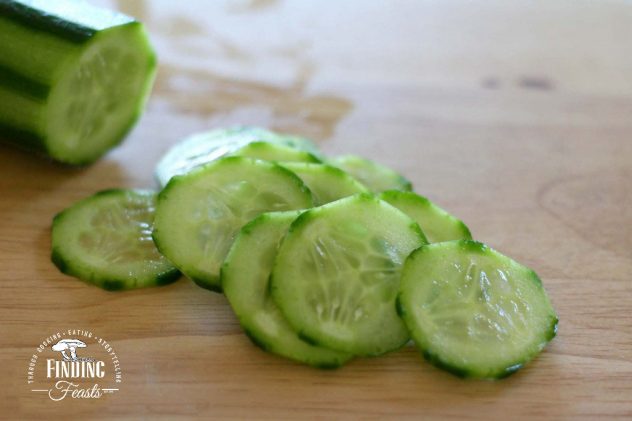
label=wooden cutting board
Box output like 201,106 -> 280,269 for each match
1,0 -> 631,418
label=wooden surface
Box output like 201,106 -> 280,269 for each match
1,0 -> 632,419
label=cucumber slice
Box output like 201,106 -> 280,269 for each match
0,0 -> 156,164
271,194 -> 426,356
329,155 -> 412,192
379,190 -> 471,243
153,156 -> 313,291
397,241 -> 558,379
51,189 -> 180,291
280,163 -> 369,205
232,141 -> 321,164
222,211 -> 352,368
154,127 -> 322,186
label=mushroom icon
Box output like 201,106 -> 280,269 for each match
52,339 -> 87,361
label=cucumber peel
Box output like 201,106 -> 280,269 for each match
0,0 -> 157,164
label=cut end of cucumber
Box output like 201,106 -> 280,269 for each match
45,22 -> 156,164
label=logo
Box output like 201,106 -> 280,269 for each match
27,330 -> 123,401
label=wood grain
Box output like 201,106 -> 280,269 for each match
1,0 -> 631,419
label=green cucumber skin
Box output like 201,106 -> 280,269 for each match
0,0 -> 134,44
398,240 -> 558,379
0,1 -> 156,165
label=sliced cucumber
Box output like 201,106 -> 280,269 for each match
0,0 -> 156,164
51,189 -> 179,291
379,190 -> 471,243
280,163 -> 369,205
154,127 -> 322,186
271,194 -> 426,356
222,211 -> 352,368
232,141 -> 321,164
397,240 -> 558,379
153,157 -> 313,291
329,155 -> 412,193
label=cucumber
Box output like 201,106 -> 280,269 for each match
397,240 -> 558,379
280,163 -> 369,205
271,194 -> 426,356
222,211 -> 352,368
379,190 -> 471,242
155,127 -> 322,187
153,156 -> 313,292
329,155 -> 412,192
232,141 -> 321,164
51,189 -> 180,291
0,0 -> 156,164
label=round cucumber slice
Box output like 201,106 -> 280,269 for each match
222,211 -> 352,368
51,189 -> 180,291
154,127 -> 322,186
280,163 -> 369,205
232,141 -> 321,163
153,156 -> 313,292
379,190 -> 471,243
271,194 -> 426,356
397,241 -> 558,379
329,155 -> 412,193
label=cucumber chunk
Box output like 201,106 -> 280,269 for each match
271,194 -> 426,356
398,240 -> 558,379
51,189 -> 180,291
154,127 -> 322,186
329,155 -> 412,192
0,0 -> 156,164
222,211 -> 352,368
379,190 -> 471,242
281,163 -> 369,205
153,157 -> 313,291
232,141 -> 321,164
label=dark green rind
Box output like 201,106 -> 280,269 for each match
244,328 -> 346,369
0,122 -> 47,154
52,242 -> 180,291
0,0 -> 134,44
190,275 -> 223,293
0,63 -> 49,99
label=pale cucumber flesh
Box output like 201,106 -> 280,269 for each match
51,189 -> 179,290
398,240 -> 558,379
153,157 -> 313,291
222,211 -> 352,368
271,194 -> 426,356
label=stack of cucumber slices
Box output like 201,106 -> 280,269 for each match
51,127 -> 558,379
